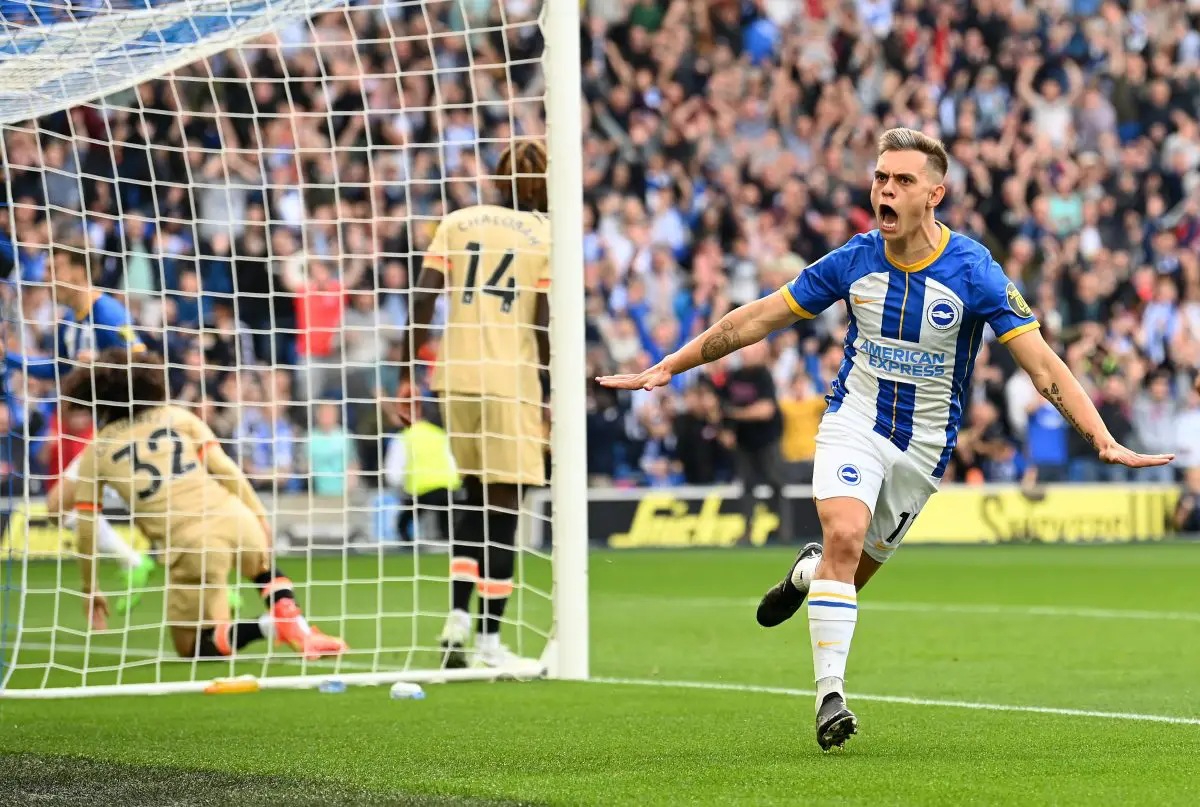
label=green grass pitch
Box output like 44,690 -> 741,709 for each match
2,543 -> 1199,805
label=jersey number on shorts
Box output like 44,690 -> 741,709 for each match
112,427 -> 198,500
883,512 -> 912,546
460,241 -> 516,313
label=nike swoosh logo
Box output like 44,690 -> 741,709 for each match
852,296 -> 881,305
816,640 -> 842,648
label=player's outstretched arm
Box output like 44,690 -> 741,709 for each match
597,291 -> 800,391
1006,330 -> 1174,468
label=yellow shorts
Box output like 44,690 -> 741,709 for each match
165,511 -> 268,627
442,394 -> 547,486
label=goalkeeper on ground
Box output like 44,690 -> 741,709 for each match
399,140 -> 551,669
62,349 -> 347,661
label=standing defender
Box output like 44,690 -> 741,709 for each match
598,128 -> 1171,750
399,141 -> 551,669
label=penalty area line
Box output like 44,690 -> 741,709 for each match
593,677 -> 1200,727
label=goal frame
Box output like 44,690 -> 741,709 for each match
543,0 -> 589,683
0,0 -> 588,697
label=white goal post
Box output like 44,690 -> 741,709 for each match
0,0 -> 587,697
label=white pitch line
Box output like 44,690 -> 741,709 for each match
594,677 -> 1200,727
869,601 -> 1200,622
612,597 -> 1200,623
10,643 -> 1200,726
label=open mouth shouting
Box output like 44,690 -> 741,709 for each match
878,204 -> 899,234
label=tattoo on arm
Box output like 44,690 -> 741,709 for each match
700,320 -> 742,363
1040,382 -> 1097,449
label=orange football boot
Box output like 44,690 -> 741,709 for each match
272,599 -> 348,660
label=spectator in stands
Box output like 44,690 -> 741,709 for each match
672,381 -> 729,485
171,268 -> 202,330
954,401 -> 1021,485
235,373 -> 301,493
1132,370 -> 1180,483
778,370 -> 824,482
41,405 -> 93,490
633,398 -> 682,487
308,403 -> 358,496
1175,383 -> 1200,470
173,343 -> 213,408
1023,398 -> 1070,486
1172,467 -> 1200,534
719,339 -> 784,543
282,257 -> 353,404
8,0 -> 1200,498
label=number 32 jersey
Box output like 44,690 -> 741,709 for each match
780,226 -> 1039,479
424,205 -> 551,403
73,406 -> 246,542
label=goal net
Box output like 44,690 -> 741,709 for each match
0,0 -> 587,698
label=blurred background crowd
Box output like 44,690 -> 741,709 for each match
581,0 -> 1200,493
1,0 -> 1200,506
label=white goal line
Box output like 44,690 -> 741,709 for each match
10,641 -> 386,672
1,642 -> 545,699
8,641 -> 1197,726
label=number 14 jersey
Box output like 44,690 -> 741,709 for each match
424,205 -> 551,404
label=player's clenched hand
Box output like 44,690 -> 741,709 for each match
595,361 -> 673,391
1098,442 -> 1174,468
85,593 -> 109,631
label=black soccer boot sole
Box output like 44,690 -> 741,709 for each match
441,641 -> 467,669
816,691 -> 858,751
756,542 -> 822,627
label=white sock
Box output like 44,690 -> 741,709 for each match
808,579 -> 858,712
257,612 -> 275,639
450,608 -> 471,632
292,610 -> 312,635
790,553 -> 821,591
94,515 -> 144,571
476,632 -> 500,653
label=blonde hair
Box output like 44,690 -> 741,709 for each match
495,139 -> 548,212
877,128 -> 949,178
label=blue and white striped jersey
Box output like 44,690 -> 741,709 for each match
780,226 -> 1039,479
5,293 -> 144,383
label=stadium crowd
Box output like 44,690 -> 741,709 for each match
581,0 -> 1200,488
1,0 -> 1199,497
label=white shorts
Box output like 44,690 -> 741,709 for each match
812,410 -> 940,563
61,454 -> 127,510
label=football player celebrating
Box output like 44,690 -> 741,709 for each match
598,128 -> 1171,750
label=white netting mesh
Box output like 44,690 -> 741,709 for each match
0,0 -> 559,694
